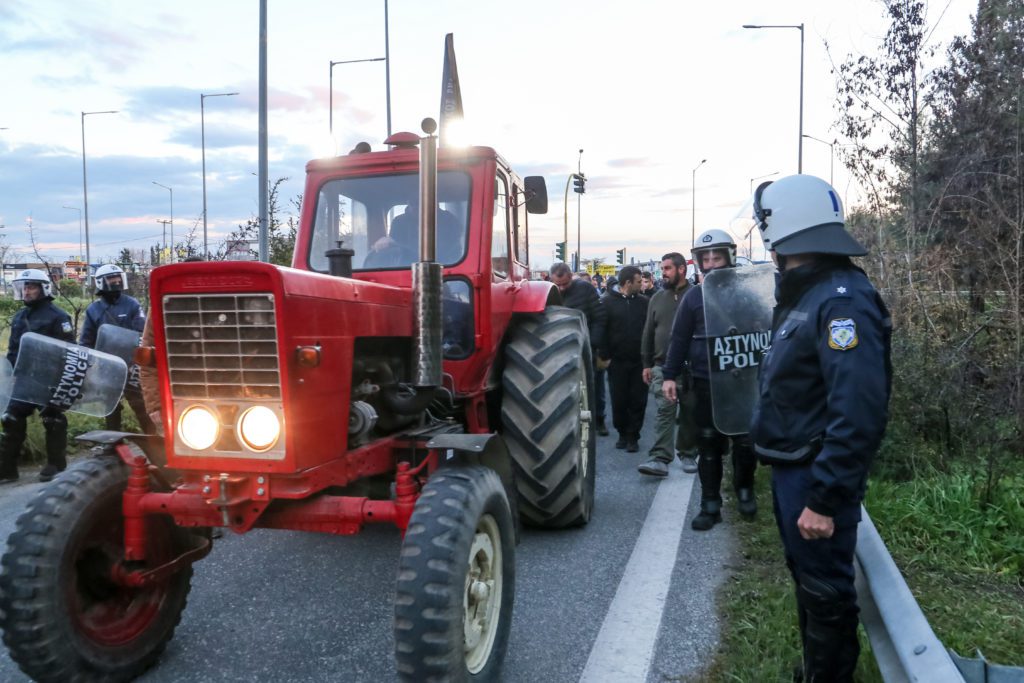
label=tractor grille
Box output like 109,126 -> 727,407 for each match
163,294 -> 281,400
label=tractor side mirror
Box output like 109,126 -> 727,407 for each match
524,176 -> 548,214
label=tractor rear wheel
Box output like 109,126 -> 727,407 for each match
394,466 -> 516,682
0,457 -> 193,682
501,306 -> 596,527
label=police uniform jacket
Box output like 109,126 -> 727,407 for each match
662,285 -> 710,382
79,294 -> 146,348
750,261 -> 892,517
7,299 -> 75,365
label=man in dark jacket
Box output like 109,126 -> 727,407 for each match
638,253 -> 698,477
79,264 -> 154,433
750,174 -> 892,682
0,269 -> 75,484
602,265 -> 649,452
550,262 -> 609,433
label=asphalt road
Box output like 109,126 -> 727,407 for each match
0,403 -> 749,682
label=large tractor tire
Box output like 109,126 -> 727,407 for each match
394,466 -> 516,682
501,306 -> 596,527
0,457 -> 194,682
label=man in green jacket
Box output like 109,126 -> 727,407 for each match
638,252 -> 699,477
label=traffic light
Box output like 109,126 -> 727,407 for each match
616,248 -> 626,265
572,173 -> 586,194
555,241 -> 567,261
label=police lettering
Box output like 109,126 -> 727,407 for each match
711,331 -> 772,372
51,347 -> 90,408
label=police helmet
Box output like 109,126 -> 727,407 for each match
753,174 -> 866,256
12,268 -> 53,300
95,264 -> 128,293
691,229 -> 737,273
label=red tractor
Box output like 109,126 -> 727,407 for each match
0,119 -> 596,682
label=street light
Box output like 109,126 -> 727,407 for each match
743,23 -> 805,173
201,91 -> 239,259
802,134 -> 835,185
691,158 -> 707,248
329,57 -> 386,134
576,148 -> 583,271
152,181 -> 173,263
61,205 -> 83,260
81,109 -> 118,272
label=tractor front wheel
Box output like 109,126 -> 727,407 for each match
394,466 -> 516,682
0,457 -> 194,682
501,306 -> 597,527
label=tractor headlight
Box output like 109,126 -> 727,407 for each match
178,405 -> 220,451
237,406 -> 281,452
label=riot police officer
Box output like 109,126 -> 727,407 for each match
0,269 -> 75,484
750,174 -> 892,682
662,229 -> 758,530
79,264 -> 154,433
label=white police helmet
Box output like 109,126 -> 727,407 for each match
753,174 -> 866,256
12,268 -> 53,300
691,228 -> 737,272
94,264 -> 128,293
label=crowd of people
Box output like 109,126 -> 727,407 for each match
551,173 -> 892,682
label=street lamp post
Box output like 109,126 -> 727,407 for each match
81,110 -> 118,272
329,57 -> 386,134
802,134 -> 835,185
201,91 -> 239,259
576,149 -> 583,271
743,23 -> 805,173
152,181 -> 173,263
62,205 -> 83,260
691,158 -> 707,248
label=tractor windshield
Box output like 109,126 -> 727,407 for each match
308,171 -> 471,271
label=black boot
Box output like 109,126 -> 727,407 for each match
798,576 -> 860,683
737,488 -> 757,517
596,419 -> 609,437
732,436 -> 757,516
0,425 -> 24,485
40,414 -> 68,483
691,497 -> 722,530
692,452 -> 723,530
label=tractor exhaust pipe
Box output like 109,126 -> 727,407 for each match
412,118 -> 443,391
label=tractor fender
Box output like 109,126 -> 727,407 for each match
510,280 -> 560,314
425,432 -> 521,543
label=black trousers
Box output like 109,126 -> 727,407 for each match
607,358 -> 648,439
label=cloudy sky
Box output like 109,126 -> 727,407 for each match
0,0 -> 977,268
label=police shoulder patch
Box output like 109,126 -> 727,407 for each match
827,318 -> 858,351
61,321 -> 73,334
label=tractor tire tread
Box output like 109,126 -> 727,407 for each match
0,456 -> 192,683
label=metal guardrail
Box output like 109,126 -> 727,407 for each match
855,507 -> 1024,683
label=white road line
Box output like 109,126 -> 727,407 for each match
579,472 -> 696,683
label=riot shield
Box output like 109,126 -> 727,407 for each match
702,263 -> 777,435
0,358 -> 13,414
96,324 -> 142,390
10,332 -> 128,417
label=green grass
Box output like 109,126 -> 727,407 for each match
696,469 -> 1024,681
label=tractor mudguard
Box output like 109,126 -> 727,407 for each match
509,280 -> 560,314
425,432 -> 521,543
